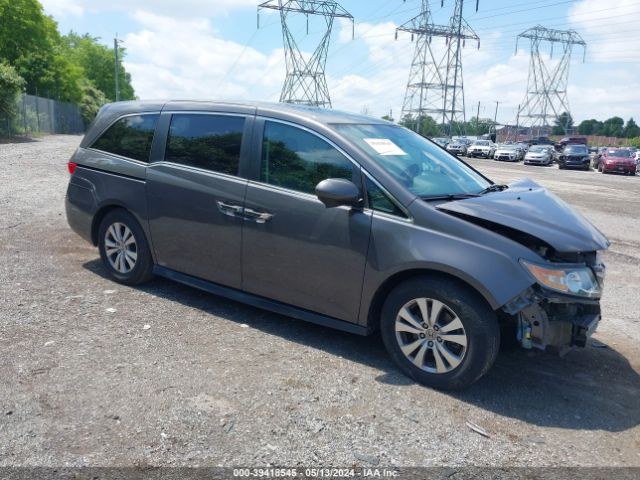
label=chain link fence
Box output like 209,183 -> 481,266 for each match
1,94 -> 84,136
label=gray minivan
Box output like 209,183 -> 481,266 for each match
66,101 -> 609,390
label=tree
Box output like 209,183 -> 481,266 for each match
62,32 -> 135,102
623,118 -> 640,138
399,114 -> 442,137
602,116 -> 624,137
0,63 -> 25,116
552,111 -> 573,135
577,119 -> 604,136
381,114 -> 394,122
79,80 -> 108,125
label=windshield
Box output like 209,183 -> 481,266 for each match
498,145 -> 516,150
608,149 -> 631,158
564,145 -> 588,154
334,124 -> 491,197
473,141 -> 490,146
529,146 -> 548,153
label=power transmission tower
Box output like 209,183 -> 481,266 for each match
258,1 -> 353,108
396,0 -> 479,136
516,25 -> 586,137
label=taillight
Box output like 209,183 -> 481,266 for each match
67,161 -> 77,174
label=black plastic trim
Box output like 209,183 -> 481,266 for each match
153,266 -> 371,336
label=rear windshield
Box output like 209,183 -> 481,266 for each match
333,124 -> 490,198
564,145 -> 588,154
529,146 -> 548,153
608,149 -> 631,158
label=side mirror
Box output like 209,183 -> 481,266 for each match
315,178 -> 361,209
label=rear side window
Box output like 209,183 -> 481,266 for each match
92,114 -> 159,162
165,114 -> 245,175
261,121 -> 353,194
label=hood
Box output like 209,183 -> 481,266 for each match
436,179 -> 610,253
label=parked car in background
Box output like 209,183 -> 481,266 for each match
467,140 -> 496,158
555,136 -> 588,152
557,144 -> 591,170
446,141 -> 468,156
432,137 -> 450,148
65,100 -> 610,390
524,145 -> 554,166
597,148 -> 637,175
493,144 -> 520,162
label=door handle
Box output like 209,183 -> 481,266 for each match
217,200 -> 244,218
243,207 -> 274,224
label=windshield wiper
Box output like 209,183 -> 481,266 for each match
421,193 -> 480,201
478,184 -> 508,195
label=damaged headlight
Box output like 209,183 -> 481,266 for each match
520,260 -> 601,298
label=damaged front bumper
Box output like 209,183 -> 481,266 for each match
502,286 -> 602,354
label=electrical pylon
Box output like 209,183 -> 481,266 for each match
257,0 -> 353,108
396,0 -> 480,135
516,25 -> 586,136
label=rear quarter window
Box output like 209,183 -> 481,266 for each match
164,114 -> 245,175
91,114 -> 159,162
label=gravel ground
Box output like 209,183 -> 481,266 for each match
0,135 -> 638,468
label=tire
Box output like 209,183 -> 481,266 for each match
380,276 -> 500,390
98,209 -> 154,285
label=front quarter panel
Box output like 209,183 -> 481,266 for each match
359,205 -> 540,327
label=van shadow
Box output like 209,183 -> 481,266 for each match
83,259 -> 640,433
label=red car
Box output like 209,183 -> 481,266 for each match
597,148 -> 637,175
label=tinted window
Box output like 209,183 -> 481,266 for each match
565,145 -> 588,154
92,114 -> 159,162
165,114 -> 245,175
365,177 -> 405,217
261,121 -> 353,194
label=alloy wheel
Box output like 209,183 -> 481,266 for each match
394,298 -> 468,374
104,222 -> 138,274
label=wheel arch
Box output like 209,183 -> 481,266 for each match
364,268 -> 498,332
91,203 -> 140,246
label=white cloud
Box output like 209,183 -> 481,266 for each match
122,11 -> 284,102
41,0 -> 257,18
569,0 -> 640,63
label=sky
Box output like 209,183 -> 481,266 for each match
41,0 -> 640,126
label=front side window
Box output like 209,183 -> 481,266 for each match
261,121 -> 353,194
165,114 -> 245,175
92,114 -> 159,162
334,124 -> 490,198
365,177 -> 405,217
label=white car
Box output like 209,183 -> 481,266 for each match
524,146 -> 554,166
467,140 -> 496,158
494,144 -> 520,162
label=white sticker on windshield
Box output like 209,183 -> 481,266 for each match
363,138 -> 407,156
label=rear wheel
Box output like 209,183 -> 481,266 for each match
98,209 -> 154,285
380,276 -> 500,390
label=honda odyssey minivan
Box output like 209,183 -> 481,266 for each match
66,101 -> 609,390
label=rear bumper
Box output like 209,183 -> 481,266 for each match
65,183 -> 95,244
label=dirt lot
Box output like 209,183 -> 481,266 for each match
0,135 -> 639,468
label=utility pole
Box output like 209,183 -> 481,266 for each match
396,0 -> 479,137
516,25 -> 586,136
257,1 -> 354,108
475,100 -> 480,134
515,104 -> 520,142
114,35 -> 123,102
493,100 -> 499,139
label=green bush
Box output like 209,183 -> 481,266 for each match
0,63 -> 25,116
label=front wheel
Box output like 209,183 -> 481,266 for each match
380,276 -> 500,390
98,209 -> 154,285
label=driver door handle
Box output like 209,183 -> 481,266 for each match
217,200 -> 244,218
244,207 -> 274,224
